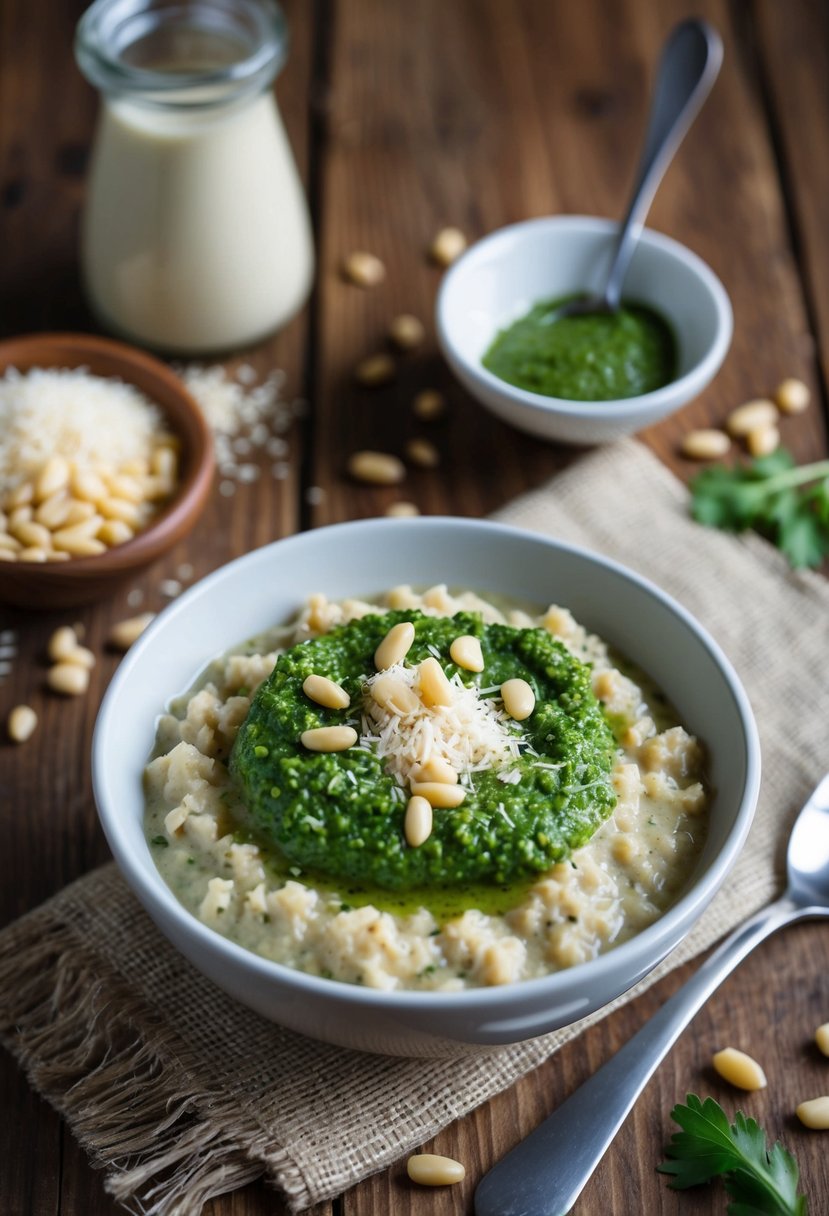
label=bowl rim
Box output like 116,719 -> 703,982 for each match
93,516 -> 761,1014
0,330 -> 215,575
436,214 -> 733,418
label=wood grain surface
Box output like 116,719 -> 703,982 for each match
1,1 -> 828,1213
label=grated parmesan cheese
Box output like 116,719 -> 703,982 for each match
0,367 -> 164,495
360,661 -> 524,786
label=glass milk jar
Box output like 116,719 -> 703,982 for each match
75,0 -> 313,354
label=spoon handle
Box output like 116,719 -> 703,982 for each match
474,895 -> 803,1216
603,19 -> 723,310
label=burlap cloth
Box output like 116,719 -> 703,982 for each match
1,438 -> 827,1214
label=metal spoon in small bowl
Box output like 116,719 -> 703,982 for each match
475,772 -> 829,1216
551,18 -> 723,323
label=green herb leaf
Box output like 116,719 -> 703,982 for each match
690,449 -> 829,568
658,1095 -> 807,1215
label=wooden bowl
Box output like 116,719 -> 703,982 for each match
0,333 -> 214,609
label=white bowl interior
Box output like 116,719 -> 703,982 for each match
93,518 -> 759,1051
441,217 -> 724,389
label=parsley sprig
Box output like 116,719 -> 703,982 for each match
658,1094 -> 808,1215
690,449 -> 829,568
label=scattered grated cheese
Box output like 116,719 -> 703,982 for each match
0,367 -> 164,495
360,660 -> 524,786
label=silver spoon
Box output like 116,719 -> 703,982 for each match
552,19 -> 723,321
475,771 -> 829,1216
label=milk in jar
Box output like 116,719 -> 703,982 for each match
76,0 -> 313,354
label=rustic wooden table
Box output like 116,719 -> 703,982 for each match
2,1 -> 828,1213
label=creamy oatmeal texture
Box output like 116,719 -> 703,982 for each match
144,587 -> 708,991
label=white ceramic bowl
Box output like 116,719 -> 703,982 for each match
436,215 -> 733,444
92,518 -> 759,1057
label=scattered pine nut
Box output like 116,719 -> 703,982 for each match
501,678 -> 535,721
348,450 -> 406,486
370,672 -> 421,716
450,634 -> 484,672
404,796 -> 433,847
303,673 -> 350,710
300,725 -> 358,752
407,1154 -> 466,1186
47,662 -> 90,696
746,423 -> 780,458
681,428 -> 731,461
406,438 -> 440,469
411,755 -> 458,785
355,353 -> 396,387
712,1047 -> 767,1091
726,399 -> 778,437
429,227 -> 467,267
98,519 -> 134,547
11,520 -> 52,550
18,547 -> 48,562
385,501 -> 420,518
816,1023 -> 829,1057
375,621 -> 416,670
412,389 -> 446,421
775,377 -> 810,415
409,781 -> 466,808
62,644 -> 96,670
342,250 -> 386,287
611,835 -> 639,864
34,456 -> 70,502
796,1097 -> 829,1130
48,626 -> 79,662
418,656 -> 453,707
389,314 -> 425,350
108,613 -> 155,651
7,704 -> 37,743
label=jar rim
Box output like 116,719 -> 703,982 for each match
75,0 -> 288,107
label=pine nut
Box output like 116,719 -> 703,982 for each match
375,621 -> 416,669
4,480 -> 34,510
429,226 -> 467,267
9,505 -> 33,529
389,314 -> 425,350
410,781 -> 466,808
53,520 -> 107,555
7,704 -> 37,743
355,353 -> 396,387
612,835 -> 639,864
98,497 -> 143,527
501,678 -> 535,721
348,450 -> 406,486
450,635 -> 484,672
816,1023 -> 829,1057
370,672 -> 421,715
407,1153 -> 466,1186
103,472 -> 144,503
34,456 -> 70,502
47,662 -> 90,696
0,532 -> 22,552
680,428 -> 731,461
151,446 -> 178,479
303,673 -> 350,710
11,519 -> 52,550
18,546 -> 48,562
143,474 -> 175,501
412,756 -> 458,785
796,1097 -> 829,1129
98,519 -> 134,546
342,250 -> 386,287
48,625 -> 79,661
63,499 -> 97,525
70,467 -> 108,503
775,377 -> 810,414
62,644 -> 96,670
46,550 -> 71,562
726,399 -> 778,437
120,458 -> 149,477
746,424 -> 780,458
412,389 -> 446,421
404,796 -> 433,847
712,1047 -> 767,1091
0,550 -> 14,561
385,501 -> 420,517
418,657 -> 453,707
108,613 -> 155,651
35,492 -> 73,530
300,725 -> 358,752
406,438 -> 440,469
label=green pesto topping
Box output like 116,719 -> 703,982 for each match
229,610 -> 617,891
482,295 -> 676,401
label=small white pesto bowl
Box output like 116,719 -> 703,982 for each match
92,517 -> 759,1057
436,215 -> 732,445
